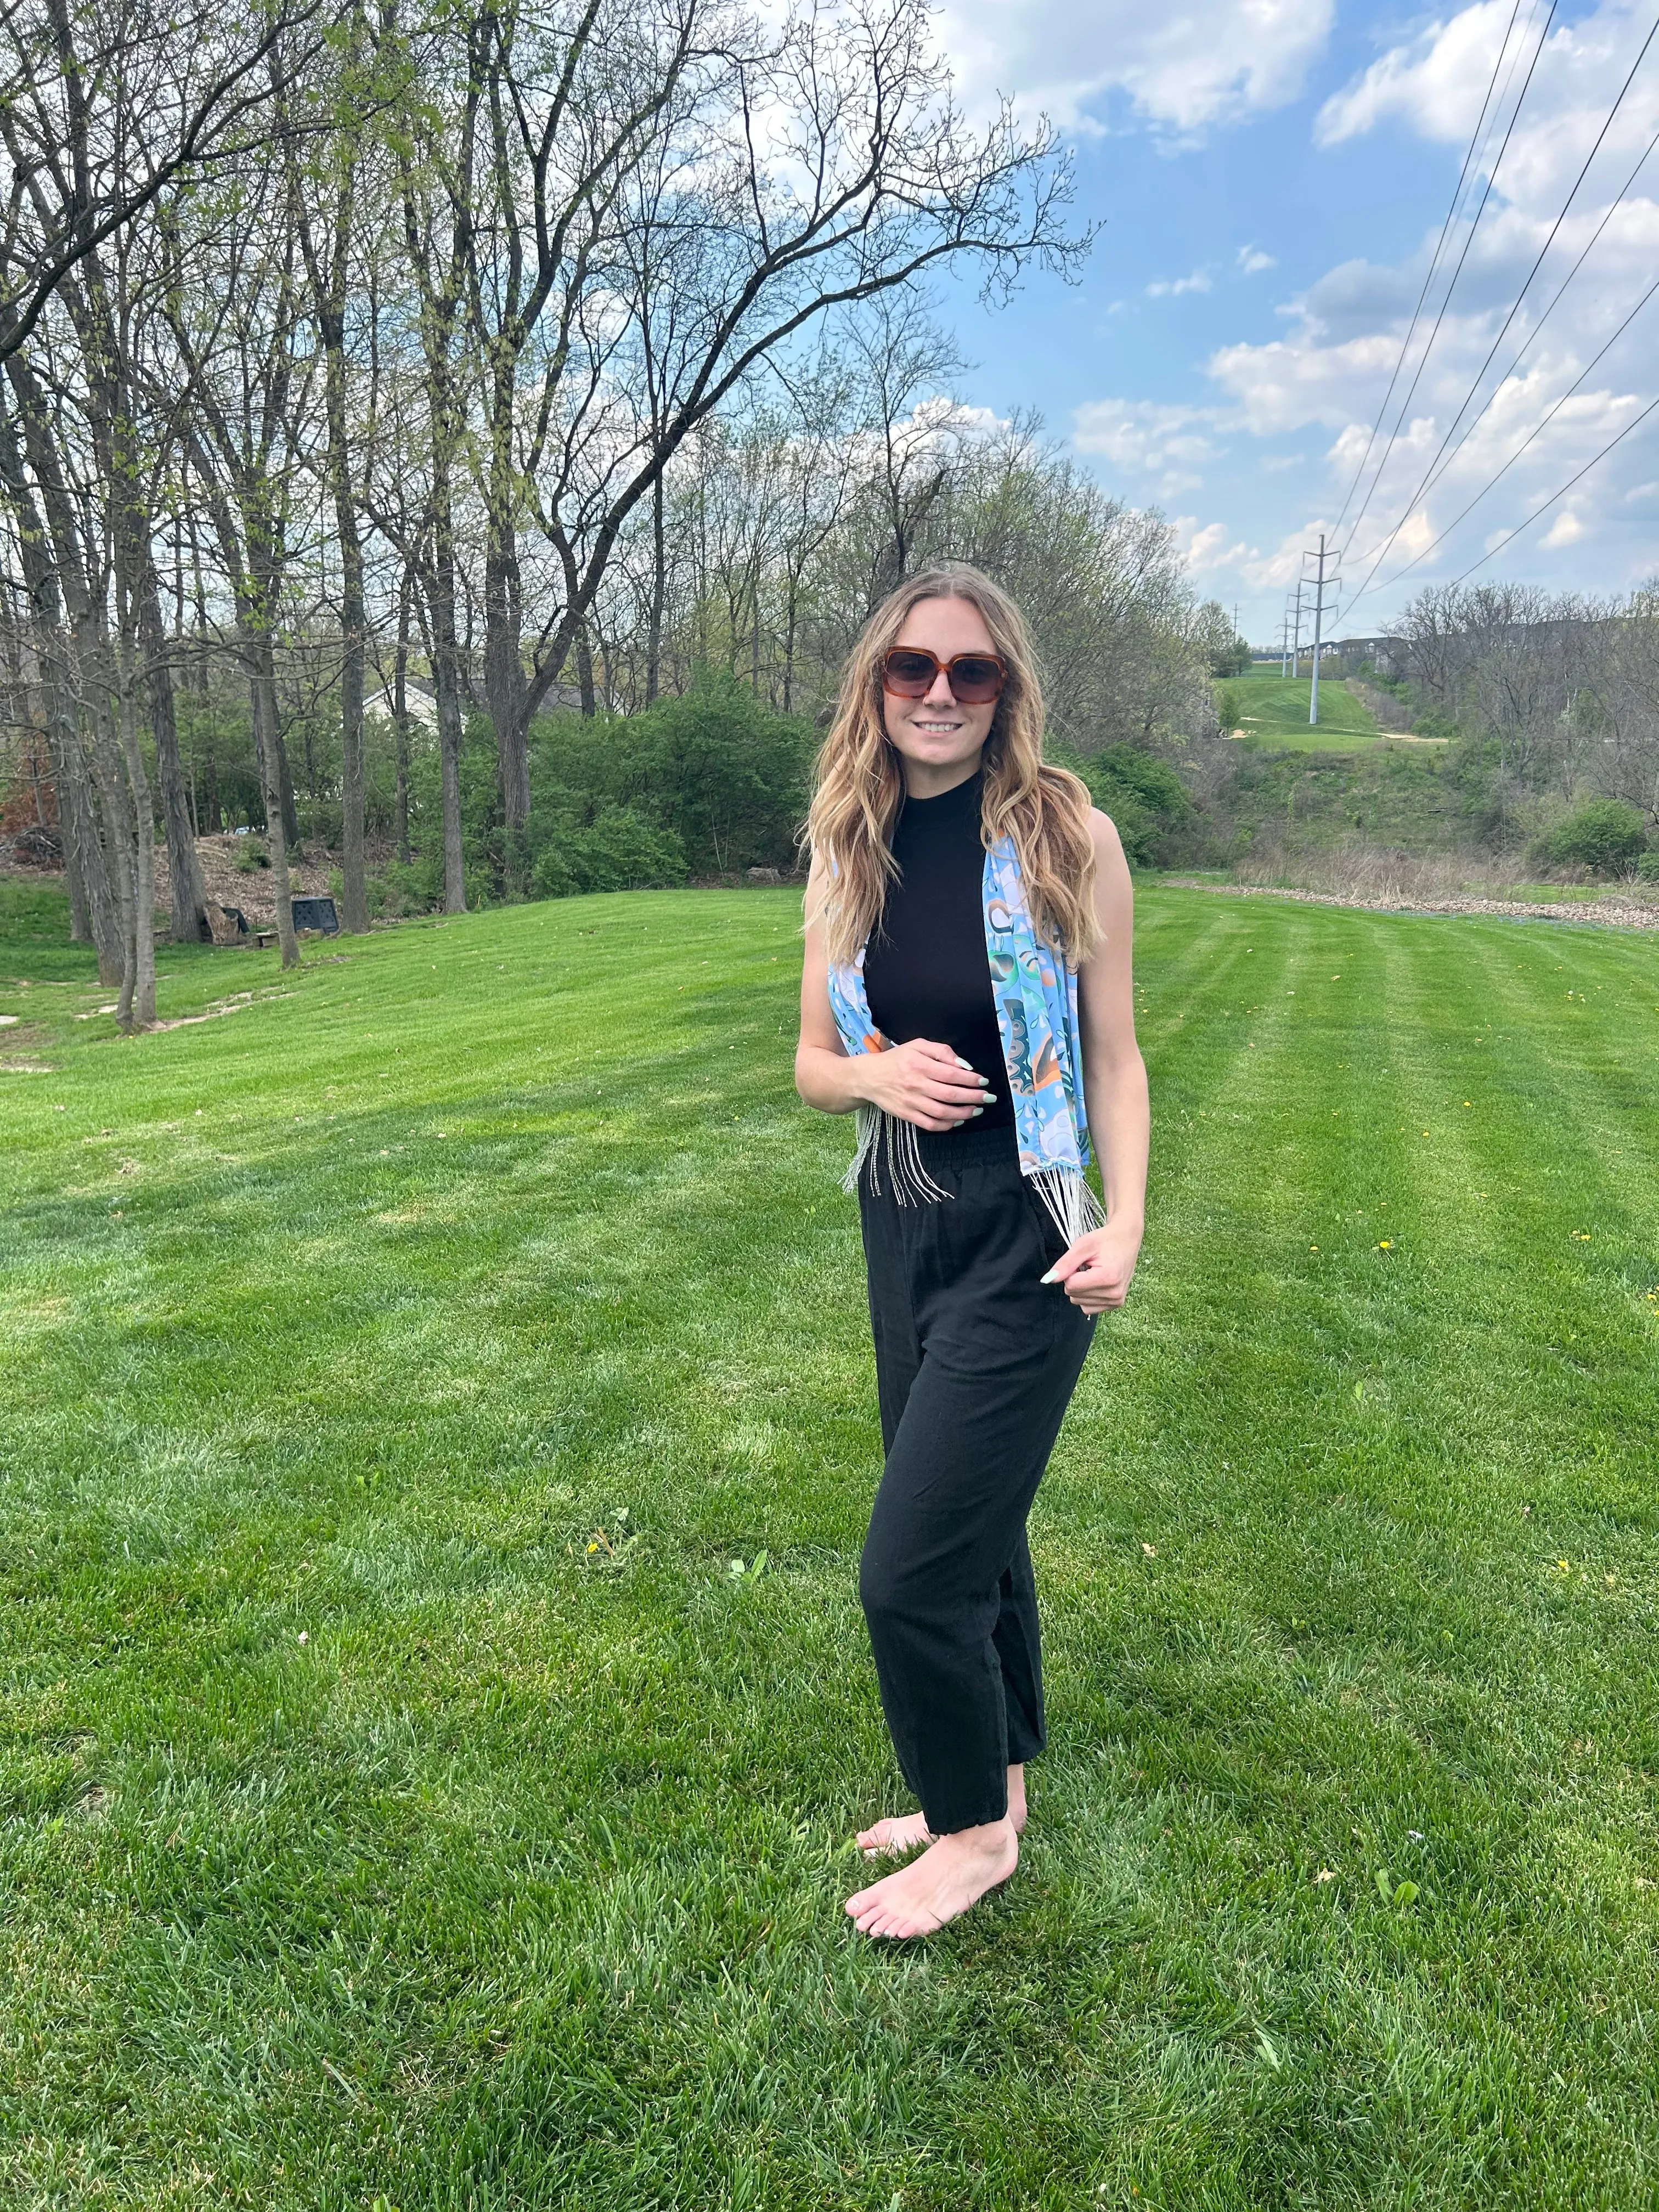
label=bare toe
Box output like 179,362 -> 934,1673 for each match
856,1811 -> 932,1858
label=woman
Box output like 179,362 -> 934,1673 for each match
796,563 -> 1148,1940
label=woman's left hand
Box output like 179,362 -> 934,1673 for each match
1041,1220 -> 1143,1312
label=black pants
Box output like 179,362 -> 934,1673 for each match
857,1121 -> 1096,1836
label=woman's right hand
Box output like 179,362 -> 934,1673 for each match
862,1039 -> 997,1132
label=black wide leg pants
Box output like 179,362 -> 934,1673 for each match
857,1121 -> 1096,1837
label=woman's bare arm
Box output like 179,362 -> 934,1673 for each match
1043,812 -> 1149,1312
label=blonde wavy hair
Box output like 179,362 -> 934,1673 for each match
805,563 -> 1100,969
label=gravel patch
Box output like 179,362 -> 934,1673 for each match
1164,878 -> 1659,932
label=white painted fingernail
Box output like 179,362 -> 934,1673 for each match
1040,1267 -> 1059,1284
972,1107 -> 984,1116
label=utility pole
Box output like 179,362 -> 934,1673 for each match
1289,579 -> 1304,679
1279,604 -> 1290,677
1304,534 -> 1340,725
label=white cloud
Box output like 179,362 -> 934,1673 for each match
936,0 -> 1334,136
1208,329 -> 1410,435
1176,517 -> 1252,572
1237,246 -> 1277,274
1316,1 -> 1522,146
1072,398 -> 1228,495
1147,269 -> 1213,297
1542,507 -> 1588,548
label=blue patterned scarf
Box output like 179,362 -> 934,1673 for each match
826,831 -> 1104,1245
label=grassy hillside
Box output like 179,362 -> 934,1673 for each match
4,884 -> 1659,2207
1218,738 -> 1476,864
1224,670 -> 1407,753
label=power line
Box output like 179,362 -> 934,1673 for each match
1447,388 -> 1659,586
1403,111 -> 1659,520
1327,0 -> 1527,543
1338,0 -> 1559,565
1346,263 -> 1659,617
1346,10 -> 1659,597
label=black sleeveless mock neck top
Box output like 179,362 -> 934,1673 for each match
861,771 -> 1014,1133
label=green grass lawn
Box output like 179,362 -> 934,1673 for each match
4,877 -> 1659,2209
1226,673 -> 1414,753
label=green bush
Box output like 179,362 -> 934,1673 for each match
1528,800 -> 1649,877
376,856 -> 444,917
1636,849 -> 1659,884
530,806 -> 688,898
529,668 -> 811,880
233,836 -> 269,873
1059,743 -> 1197,869
1215,684 -> 1242,733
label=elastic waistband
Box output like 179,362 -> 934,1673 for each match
907,1118 -> 1022,1174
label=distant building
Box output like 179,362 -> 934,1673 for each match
364,679 -> 439,730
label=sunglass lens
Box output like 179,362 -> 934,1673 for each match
883,650 -> 936,696
950,657 -> 1004,702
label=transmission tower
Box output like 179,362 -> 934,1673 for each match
1304,535 -> 1341,725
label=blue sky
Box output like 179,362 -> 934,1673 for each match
932,1 -> 1659,644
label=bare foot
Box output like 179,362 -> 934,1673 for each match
856,1764 -> 1028,1859
844,1818 -> 1018,1938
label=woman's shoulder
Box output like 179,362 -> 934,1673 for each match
1087,806 -> 1126,854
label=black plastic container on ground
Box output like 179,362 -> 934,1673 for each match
290,896 -> 340,935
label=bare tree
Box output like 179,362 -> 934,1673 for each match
0,0 -> 326,357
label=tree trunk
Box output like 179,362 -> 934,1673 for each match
485,551 -> 529,817
393,573 -> 412,865
275,723 -> 301,850
56,699 -> 119,972
87,662 -> 137,1007
336,504 -> 369,929
427,556 -> 466,913
321,317 -> 369,930
250,629 -> 299,967
115,634 -> 158,1028
646,472 -> 666,705
134,555 -> 210,941
294,42 -> 371,934
50,679 -> 115,966
483,359 -> 531,823
576,620 -> 595,717
782,570 -> 799,715
64,782 -> 93,944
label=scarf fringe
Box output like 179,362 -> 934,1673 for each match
841,1106 -> 952,1206
842,1113 -> 1104,1245
1030,1165 -> 1106,1249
